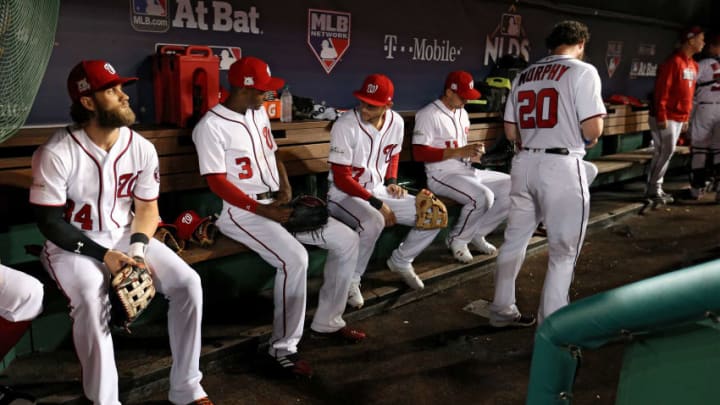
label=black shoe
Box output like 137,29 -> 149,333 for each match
490,313 -> 537,328
264,353 -> 313,379
0,386 -> 36,405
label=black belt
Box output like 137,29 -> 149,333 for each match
522,147 -> 570,155
254,191 -> 278,200
699,101 -> 720,105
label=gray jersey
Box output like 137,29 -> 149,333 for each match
694,57 -> 720,104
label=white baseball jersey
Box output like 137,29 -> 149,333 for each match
193,104 -> 280,205
694,57 -> 720,103
30,126 -> 159,229
505,54 -> 606,154
328,108 -> 404,191
413,100 -> 471,173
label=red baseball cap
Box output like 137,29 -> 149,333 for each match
353,74 -> 394,106
67,60 -> 138,102
174,210 -> 210,241
228,56 -> 285,91
680,26 -> 703,41
445,71 -> 481,100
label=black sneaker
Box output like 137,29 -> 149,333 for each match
490,313 -> 537,328
265,353 -> 313,379
0,386 -> 36,405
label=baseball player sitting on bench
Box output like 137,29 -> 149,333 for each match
327,74 -> 443,309
192,57 -> 366,379
0,263 -> 44,404
30,60 -> 211,405
412,71 -> 511,264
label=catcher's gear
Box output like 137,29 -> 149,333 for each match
415,189 -> 448,229
174,210 -> 219,247
283,195 -> 329,234
154,222 -> 185,253
110,259 -> 155,333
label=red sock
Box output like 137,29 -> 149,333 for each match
0,316 -> 31,359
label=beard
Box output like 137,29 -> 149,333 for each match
96,104 -> 136,128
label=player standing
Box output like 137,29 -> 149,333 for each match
412,71 -> 511,264
0,263 -> 44,403
688,33 -> 720,200
489,21 -> 606,326
192,57 -> 366,379
30,60 -> 211,404
647,26 -> 704,202
327,74 -> 443,308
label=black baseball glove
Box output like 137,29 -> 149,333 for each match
282,195 -> 329,234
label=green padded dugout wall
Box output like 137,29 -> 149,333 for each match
526,259 -> 720,404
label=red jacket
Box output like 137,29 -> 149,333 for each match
653,51 -> 698,123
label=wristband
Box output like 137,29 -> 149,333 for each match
385,177 -> 397,186
368,196 -> 383,210
129,233 -> 149,259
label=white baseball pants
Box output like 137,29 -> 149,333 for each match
216,206 -> 359,354
690,105 -> 720,171
41,229 -> 206,405
0,264 -> 44,322
328,186 -> 441,282
427,168 -> 511,246
647,117 -> 684,193
490,152 -> 592,325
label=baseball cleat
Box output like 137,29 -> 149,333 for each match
0,386 -> 36,405
471,236 -> 498,255
187,397 -> 214,405
689,187 -> 704,200
311,326 -> 367,343
489,313 -> 537,328
449,241 -> 473,263
266,353 -> 313,379
347,281 -> 364,308
386,259 -> 425,290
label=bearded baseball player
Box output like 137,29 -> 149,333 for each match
412,71 -> 511,264
490,21 -> 606,327
192,57 -> 366,379
30,61 -> 211,405
0,263 -> 44,403
689,32 -> 720,200
647,26 -> 704,202
327,74 -> 443,308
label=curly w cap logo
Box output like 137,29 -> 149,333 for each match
307,9 -> 351,74
181,213 -> 194,224
366,83 -> 379,93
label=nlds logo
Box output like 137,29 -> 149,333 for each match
307,9 -> 351,74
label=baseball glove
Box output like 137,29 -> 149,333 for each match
154,223 -> 185,253
283,195 -> 329,234
415,189 -> 448,229
109,259 -> 156,333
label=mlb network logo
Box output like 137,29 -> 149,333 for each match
307,9 -> 351,74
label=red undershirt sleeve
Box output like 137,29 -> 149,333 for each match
205,173 -> 259,212
413,144 -> 445,162
385,154 -> 399,183
331,163 -> 372,200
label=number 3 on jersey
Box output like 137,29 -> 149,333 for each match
518,88 -> 559,129
235,157 -> 254,179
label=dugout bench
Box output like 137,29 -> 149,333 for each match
0,106 -> 677,367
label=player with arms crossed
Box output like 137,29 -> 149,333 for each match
0,263 -> 44,404
327,74 -> 443,308
688,33 -> 720,200
30,61 -> 211,405
647,26 -> 704,203
489,21 -> 606,327
413,71 -> 511,264
192,57 -> 365,379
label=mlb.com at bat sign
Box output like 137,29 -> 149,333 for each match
131,0 -> 262,34
307,9 -> 351,74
